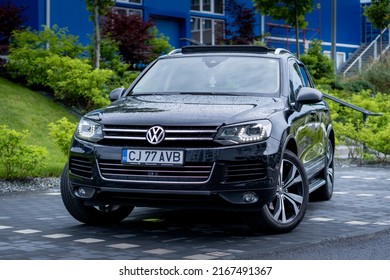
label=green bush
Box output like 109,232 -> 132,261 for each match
322,88 -> 390,161
300,39 -> 334,84
48,117 -> 77,156
0,125 -> 48,179
90,37 -> 130,74
7,50 -> 113,110
91,37 -> 141,91
44,54 -> 113,110
10,25 -> 84,58
362,54 -> 390,94
5,26 -> 141,111
341,78 -> 376,94
6,26 -> 118,111
6,48 -> 51,86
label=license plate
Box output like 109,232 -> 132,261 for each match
121,149 -> 184,166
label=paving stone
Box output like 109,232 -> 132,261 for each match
143,248 -> 176,255
73,238 -> 105,244
107,243 -> 140,249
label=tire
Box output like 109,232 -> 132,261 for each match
312,138 -> 334,201
60,164 -> 134,225
246,150 -> 309,234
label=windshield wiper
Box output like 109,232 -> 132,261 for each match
180,92 -> 212,95
180,92 -> 239,96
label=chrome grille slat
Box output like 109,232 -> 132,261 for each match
165,130 -> 217,133
102,125 -> 218,142
103,128 -> 147,133
104,136 -> 145,140
100,167 -> 209,174
100,173 -> 209,179
165,137 -> 214,141
100,162 -> 211,169
98,160 -> 214,183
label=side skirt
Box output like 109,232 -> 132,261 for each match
308,178 -> 326,194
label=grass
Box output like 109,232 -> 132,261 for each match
0,77 -> 80,177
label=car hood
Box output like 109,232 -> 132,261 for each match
94,94 -> 284,126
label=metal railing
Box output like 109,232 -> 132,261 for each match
323,93 -> 382,122
323,93 -> 383,157
342,27 -> 390,78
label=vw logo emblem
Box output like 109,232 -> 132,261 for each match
146,126 -> 165,145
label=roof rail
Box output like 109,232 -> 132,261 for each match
181,45 -> 270,54
274,48 -> 292,55
168,49 -> 182,55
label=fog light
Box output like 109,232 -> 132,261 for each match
78,188 -> 87,197
242,192 -> 258,203
74,187 -> 95,198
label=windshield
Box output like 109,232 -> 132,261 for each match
131,55 -> 280,95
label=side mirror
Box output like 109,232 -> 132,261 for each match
296,87 -> 323,104
109,87 -> 126,102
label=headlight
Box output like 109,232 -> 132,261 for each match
215,120 -> 272,145
75,118 -> 103,143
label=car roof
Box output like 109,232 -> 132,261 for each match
167,45 -> 294,59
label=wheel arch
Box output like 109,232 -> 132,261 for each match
283,135 -> 298,156
327,125 -> 335,153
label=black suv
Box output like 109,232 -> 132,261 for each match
61,45 -> 335,234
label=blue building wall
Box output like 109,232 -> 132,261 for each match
50,0 -> 91,43
143,0 -> 190,47
0,0 -> 92,43
0,0 -> 40,31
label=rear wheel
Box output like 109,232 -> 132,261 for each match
60,164 -> 134,225
312,138 -> 334,201
246,150 -> 309,234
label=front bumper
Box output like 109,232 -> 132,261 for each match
67,137 -> 282,211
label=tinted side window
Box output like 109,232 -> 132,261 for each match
298,64 -> 312,87
288,60 -> 304,102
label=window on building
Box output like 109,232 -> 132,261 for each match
116,0 -> 142,4
191,17 -> 224,45
191,0 -> 224,14
214,0 -> 223,14
203,0 -> 211,12
324,51 -> 346,71
112,7 -> 142,18
191,0 -> 200,11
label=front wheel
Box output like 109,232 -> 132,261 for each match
60,164 -> 134,225
246,150 -> 309,234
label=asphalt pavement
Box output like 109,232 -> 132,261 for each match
0,165 -> 389,260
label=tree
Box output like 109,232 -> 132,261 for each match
252,0 -> 314,58
0,0 -> 26,54
102,11 -> 154,65
363,0 -> 390,62
225,0 -> 257,44
147,26 -> 174,62
85,0 -> 113,69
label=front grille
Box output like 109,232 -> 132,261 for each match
69,156 -> 93,178
98,159 -> 214,183
223,161 -> 267,183
102,125 -> 218,147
